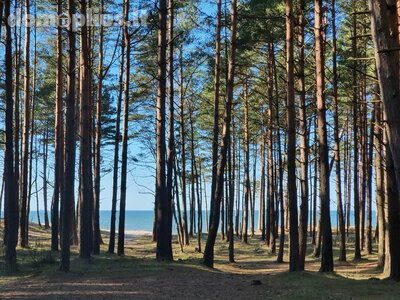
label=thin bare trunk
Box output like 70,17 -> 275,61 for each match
203,0 -> 237,267
332,0 -> 346,262
93,0 -> 105,255
108,31 -> 124,254
286,0 -> 300,271
118,0 -> 131,256
19,0 -> 31,248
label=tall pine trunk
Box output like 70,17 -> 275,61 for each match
155,0 -> 173,261
166,0 -> 175,253
374,98 -> 385,268
286,0 -> 300,271
4,0 -> 19,273
203,0 -> 237,267
60,0 -> 77,271
52,0 -> 63,252
352,4 -> 361,260
267,43 -> 275,253
93,0 -> 105,255
297,0 -> 308,268
108,31 -> 124,254
20,0 -> 31,248
242,75 -> 250,244
118,0 -> 131,256
332,0 -> 346,262
178,44 -> 189,245
315,0 -> 333,272
79,0 -> 94,259
369,0 -> 400,279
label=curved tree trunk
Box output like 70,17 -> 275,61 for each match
203,0 -> 237,267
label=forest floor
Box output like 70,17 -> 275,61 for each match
1,225 -> 400,299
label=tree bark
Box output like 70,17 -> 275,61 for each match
108,32 -> 124,254
118,0 -> 131,256
155,0 -> 173,260
365,99 -> 375,254
332,0 -> 346,262
178,44 -> 189,246
60,0 -> 77,272
19,0 -> 31,248
228,118 -> 235,262
315,0 -> 333,272
369,0 -> 400,279
383,126 -> 400,279
242,75 -> 250,244
374,98 -> 385,268
259,105 -> 266,241
166,0 -> 175,253
210,0 -> 222,236
297,0 -> 308,268
79,0 -> 94,259
52,0 -> 63,252
267,43 -> 275,253
203,0 -> 237,267
353,2 -> 362,260
4,0 -> 18,273
93,0 -> 105,255
286,0 -> 300,272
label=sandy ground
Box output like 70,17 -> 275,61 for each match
0,226 -> 398,299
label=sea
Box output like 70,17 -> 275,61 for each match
25,210 -> 377,233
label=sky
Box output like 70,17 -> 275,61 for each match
0,0 -> 378,217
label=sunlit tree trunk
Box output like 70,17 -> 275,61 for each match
155,0 -> 173,260
166,0 -> 175,252
374,98 -> 385,268
315,0 -> 333,272
242,75 -> 250,244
